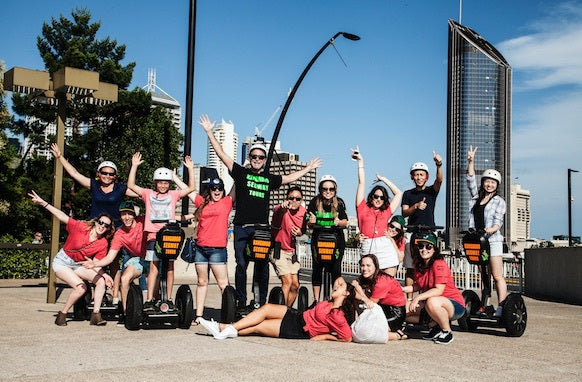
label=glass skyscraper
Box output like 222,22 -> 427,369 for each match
446,19 -> 511,250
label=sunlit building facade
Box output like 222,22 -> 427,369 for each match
446,19 -> 512,249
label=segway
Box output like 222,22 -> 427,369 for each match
72,282 -> 122,321
220,225 -> 285,323
124,221 -> 194,330
308,226 -> 340,303
457,230 -> 527,337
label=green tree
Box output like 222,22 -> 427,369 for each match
1,8 -> 183,240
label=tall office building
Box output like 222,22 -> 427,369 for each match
446,19 -> 512,250
207,119 -> 238,192
510,184 -> 531,253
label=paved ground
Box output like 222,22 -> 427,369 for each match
0,258 -> 581,381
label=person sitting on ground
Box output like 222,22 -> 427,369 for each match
80,201 -> 148,325
351,254 -> 407,341
403,232 -> 465,345
127,152 -> 195,311
270,186 -> 307,307
199,277 -> 357,341
28,190 -> 114,326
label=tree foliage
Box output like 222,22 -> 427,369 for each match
1,8 -> 183,242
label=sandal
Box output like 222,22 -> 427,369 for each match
396,330 -> 408,340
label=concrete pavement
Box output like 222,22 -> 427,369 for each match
0,258 -> 581,381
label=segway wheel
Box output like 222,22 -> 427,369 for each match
176,284 -> 194,329
221,285 -> 237,324
268,286 -> 285,305
125,284 -> 143,331
502,293 -> 527,337
73,281 -> 92,321
297,286 -> 309,313
458,290 -> 480,332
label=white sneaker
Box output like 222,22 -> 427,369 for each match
215,325 -> 238,340
199,318 -> 221,337
494,306 -> 503,317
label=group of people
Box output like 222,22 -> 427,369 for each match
30,114 -> 508,346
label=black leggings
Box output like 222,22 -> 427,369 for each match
311,255 -> 343,287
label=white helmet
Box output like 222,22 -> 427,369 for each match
97,161 -> 118,173
249,143 -> 267,155
482,169 -> 502,184
318,174 -> 337,189
153,167 -> 172,181
410,162 -> 429,174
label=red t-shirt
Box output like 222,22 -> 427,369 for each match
302,300 -> 352,340
62,219 -> 109,262
370,273 -> 406,307
140,189 -> 182,241
110,216 -> 147,258
356,200 -> 393,238
414,259 -> 465,307
194,194 -> 233,248
272,205 -> 306,251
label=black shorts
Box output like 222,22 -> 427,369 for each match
381,304 -> 406,332
279,308 -> 310,339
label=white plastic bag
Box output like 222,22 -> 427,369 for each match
351,304 -> 389,344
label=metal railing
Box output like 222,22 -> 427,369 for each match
297,243 -> 524,292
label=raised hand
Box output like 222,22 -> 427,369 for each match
131,152 -> 143,167
198,114 -> 216,132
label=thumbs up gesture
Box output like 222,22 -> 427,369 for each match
417,197 -> 427,211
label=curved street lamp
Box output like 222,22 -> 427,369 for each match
264,32 -> 360,171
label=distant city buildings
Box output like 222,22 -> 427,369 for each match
446,19 -> 513,250
143,68 -> 181,132
510,184 -> 531,253
207,119 -> 238,192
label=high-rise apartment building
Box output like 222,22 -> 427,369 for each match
510,184 -> 531,253
207,119 -> 238,192
268,152 -> 317,212
446,19 -> 512,249
144,68 -> 182,132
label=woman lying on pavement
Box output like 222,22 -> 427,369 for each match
28,190 -> 115,326
199,277 -> 357,341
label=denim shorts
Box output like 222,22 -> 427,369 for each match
449,298 -> 466,321
489,241 -> 503,257
123,256 -> 150,276
195,246 -> 227,265
52,249 -> 82,273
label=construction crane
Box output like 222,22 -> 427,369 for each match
254,104 -> 282,138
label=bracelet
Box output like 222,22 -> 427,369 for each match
43,202 -> 49,208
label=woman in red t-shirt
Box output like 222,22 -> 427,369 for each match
352,254 -> 407,341
29,191 -> 115,327
177,176 -> 233,323
199,277 -> 357,341
403,232 -> 466,345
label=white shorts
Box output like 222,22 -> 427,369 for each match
361,237 -> 399,269
489,241 -> 503,257
52,249 -> 82,273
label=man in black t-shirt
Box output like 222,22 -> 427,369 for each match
199,114 -> 321,308
401,151 -> 443,299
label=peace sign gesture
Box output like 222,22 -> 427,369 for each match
467,145 -> 478,163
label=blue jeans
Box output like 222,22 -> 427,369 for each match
234,225 -> 270,305
195,246 -> 227,264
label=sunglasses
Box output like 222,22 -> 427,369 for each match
417,243 -> 434,250
250,154 -> 266,160
287,196 -> 302,201
389,223 -> 402,232
96,220 -> 112,229
99,170 -> 116,177
210,185 -> 224,191
372,194 -> 386,200
321,187 -> 336,192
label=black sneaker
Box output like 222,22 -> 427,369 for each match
143,300 -> 156,312
116,315 -> 125,326
433,330 -> 454,345
166,300 -> 175,311
422,325 -> 442,340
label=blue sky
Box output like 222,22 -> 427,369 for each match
2,0 -> 581,240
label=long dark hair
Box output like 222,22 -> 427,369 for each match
339,282 -> 357,325
366,185 -> 390,210
356,254 -> 381,296
87,213 -> 115,240
412,240 -> 444,273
